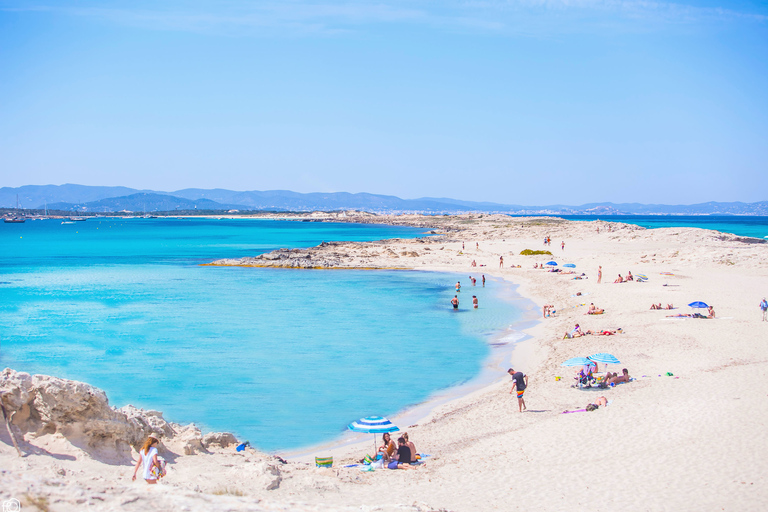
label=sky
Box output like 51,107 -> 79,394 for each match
0,1 -> 766,205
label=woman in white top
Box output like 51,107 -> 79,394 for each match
132,434 -> 161,484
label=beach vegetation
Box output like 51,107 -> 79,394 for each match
213,487 -> 246,496
520,249 -> 553,256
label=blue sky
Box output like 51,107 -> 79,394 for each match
1,1 -> 766,204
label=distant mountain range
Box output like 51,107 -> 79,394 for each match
1,184 -> 766,215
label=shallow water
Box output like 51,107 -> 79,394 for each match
0,219 -> 523,451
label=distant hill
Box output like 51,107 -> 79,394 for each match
2,184 -> 767,215
45,193 -> 244,213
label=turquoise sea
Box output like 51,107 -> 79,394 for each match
0,218 -> 524,452
553,215 -> 768,239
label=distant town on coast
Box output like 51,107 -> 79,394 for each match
2,184 -> 767,216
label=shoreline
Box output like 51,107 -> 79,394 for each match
2,213 -> 768,512
285,274 -> 542,460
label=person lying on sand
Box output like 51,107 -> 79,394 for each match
564,323 -> 592,338
597,330 -> 618,335
606,369 -> 631,386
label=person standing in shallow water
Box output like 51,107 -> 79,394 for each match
472,295 -> 478,308
508,368 -> 528,412
451,295 -> 459,309
482,275 -> 486,286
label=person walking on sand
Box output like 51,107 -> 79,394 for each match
508,368 -> 528,412
598,266 -> 602,284
472,295 -> 478,308
499,256 -> 504,268
451,295 -> 459,309
561,241 -> 565,251
760,298 -> 768,321
132,434 -> 163,484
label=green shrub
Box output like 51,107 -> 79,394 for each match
520,249 -> 552,256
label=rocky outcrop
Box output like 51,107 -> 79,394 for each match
0,369 -> 237,462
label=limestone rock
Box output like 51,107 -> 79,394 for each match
202,432 -> 238,449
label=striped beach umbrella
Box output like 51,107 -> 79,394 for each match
348,416 -> 400,456
588,353 -> 621,365
561,357 -> 592,367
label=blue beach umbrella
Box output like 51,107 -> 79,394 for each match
561,357 -> 592,367
588,353 -> 621,364
688,301 -> 708,309
545,261 -> 558,266
348,416 -> 400,455
563,263 -> 576,268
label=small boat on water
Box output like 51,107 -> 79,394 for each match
69,216 -> 88,221
3,217 -> 25,223
61,221 -> 75,225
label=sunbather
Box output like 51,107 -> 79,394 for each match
378,432 -> 396,461
614,274 -> 624,283
626,271 -> 633,281
606,368 -> 630,386
388,437 -> 417,469
402,432 -> 418,463
587,303 -> 604,314
708,306 -> 716,318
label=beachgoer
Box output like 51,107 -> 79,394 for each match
482,275 -> 485,287
388,437 -> 416,469
597,226 -> 600,234
598,266 -> 602,284
666,304 -> 674,310
132,434 -> 163,484
543,305 -> 549,318
587,396 -> 608,410
587,303 -> 604,314
472,296 -> 478,308
561,241 -> 565,251
402,432 -> 418,463
471,276 -> 476,286
471,260 -> 477,267
451,295 -> 459,309
607,368 -> 630,386
499,256 -> 504,268
614,274 -> 623,283
508,368 -> 528,412
476,242 -> 479,250
462,242 -> 465,250
707,306 -> 716,319
626,271 -> 633,281
761,298 -> 768,321
456,281 -> 461,292
378,432 -> 396,461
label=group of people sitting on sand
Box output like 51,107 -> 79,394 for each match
543,304 -> 556,317
614,271 -> 633,283
366,432 -> 422,470
650,303 -> 674,310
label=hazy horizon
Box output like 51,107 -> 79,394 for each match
2,1 -> 766,204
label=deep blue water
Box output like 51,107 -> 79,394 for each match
535,215 -> 768,239
0,218 -> 521,452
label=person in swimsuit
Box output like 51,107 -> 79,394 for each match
482,275 -> 485,286
508,368 -> 528,412
598,265 -> 602,284
708,306 -> 716,318
132,434 -> 162,484
472,296 -> 478,308
388,437 -> 417,469
455,281 -> 461,292
606,368 -> 630,386
378,432 -> 396,461
451,296 -> 459,309
402,432 -> 418,463
499,256 -> 504,268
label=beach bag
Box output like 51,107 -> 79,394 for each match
150,456 -> 167,479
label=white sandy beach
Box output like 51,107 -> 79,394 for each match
2,215 -> 767,512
